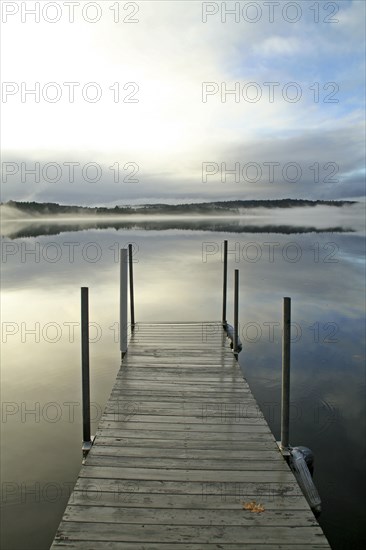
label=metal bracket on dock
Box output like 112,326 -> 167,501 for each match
289,447 -> 322,516
276,441 -> 291,459
225,323 -> 243,353
82,435 -> 95,462
277,442 -> 321,516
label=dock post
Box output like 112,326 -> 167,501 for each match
81,287 -> 93,455
233,269 -> 239,355
222,240 -> 228,328
281,296 -> 291,452
120,248 -> 128,358
128,244 -> 135,330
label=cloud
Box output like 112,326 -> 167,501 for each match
1,0 -> 364,204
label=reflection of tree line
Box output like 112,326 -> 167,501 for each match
4,219 -> 352,239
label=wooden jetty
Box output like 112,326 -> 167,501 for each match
51,321 -> 331,548
50,244 -> 331,548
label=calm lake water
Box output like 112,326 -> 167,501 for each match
1,209 -> 365,550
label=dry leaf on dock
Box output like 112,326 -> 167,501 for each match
242,501 -> 265,513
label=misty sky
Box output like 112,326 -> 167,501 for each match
1,0 -> 365,205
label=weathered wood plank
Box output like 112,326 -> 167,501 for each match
100,413 -> 266,424
110,389 -> 252,397
74,478 -> 305,497
85,456 -> 290,471
117,374 -> 243,383
52,522 -> 329,544
95,428 -> 273,441
104,401 -> 262,415
117,388 -> 247,396
52,543 -> 330,549
93,434 -> 277,455
116,372 -> 245,381
78,465 -> 298,483
68,490 -> 310,510
118,359 -> 238,366
115,380 -> 248,388
108,392 -> 255,403
62,505 -> 319,527
97,420 -> 272,433
89,445 -> 281,460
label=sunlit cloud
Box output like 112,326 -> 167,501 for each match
1,0 -> 364,204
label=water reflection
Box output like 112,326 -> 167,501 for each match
1,217 -> 354,239
1,217 -> 365,550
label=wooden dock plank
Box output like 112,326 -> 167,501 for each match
77,465 -> 297,483
50,322 -> 331,549
93,438 -> 280,453
90,429 -> 275,441
52,522 -> 328,544
84,456 -> 290,471
68,490 -> 310,510
52,544 -> 330,549
103,402 -> 263,415
89,446 -> 280,460
74,477 -> 305,497
62,506 -> 319,527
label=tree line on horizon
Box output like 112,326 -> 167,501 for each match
2,198 -> 355,216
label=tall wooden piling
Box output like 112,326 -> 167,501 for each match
81,287 -> 91,448
120,249 -> 128,356
281,296 -> 291,451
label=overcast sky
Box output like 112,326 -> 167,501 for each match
1,0 -> 365,205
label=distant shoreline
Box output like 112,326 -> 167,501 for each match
1,198 -> 357,218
